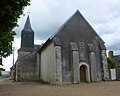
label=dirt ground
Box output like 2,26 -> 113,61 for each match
0,81 -> 120,96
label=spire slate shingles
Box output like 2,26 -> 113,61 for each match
22,15 -> 33,32
20,15 -> 34,51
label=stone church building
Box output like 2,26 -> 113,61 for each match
15,10 -> 110,85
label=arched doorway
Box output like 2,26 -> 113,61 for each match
80,65 -> 86,82
79,62 -> 90,83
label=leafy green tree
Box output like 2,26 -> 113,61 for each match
0,0 -> 30,58
107,57 -> 116,69
0,68 -> 5,71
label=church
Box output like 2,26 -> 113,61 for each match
15,10 -> 110,85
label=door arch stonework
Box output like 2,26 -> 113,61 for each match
79,62 -> 90,83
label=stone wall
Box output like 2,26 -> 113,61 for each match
40,42 -> 56,84
18,51 -> 31,59
55,46 -> 62,85
16,51 -> 39,81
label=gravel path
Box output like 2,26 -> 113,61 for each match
0,81 -> 120,96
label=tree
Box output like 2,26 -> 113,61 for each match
107,57 -> 116,69
0,0 -> 30,58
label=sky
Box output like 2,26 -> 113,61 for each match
1,0 -> 120,71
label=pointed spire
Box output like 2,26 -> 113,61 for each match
76,10 -> 80,14
21,15 -> 34,50
22,15 -> 33,32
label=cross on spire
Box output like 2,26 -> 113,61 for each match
27,10 -> 30,15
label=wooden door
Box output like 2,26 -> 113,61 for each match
80,65 -> 86,82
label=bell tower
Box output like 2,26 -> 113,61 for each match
18,15 -> 34,58
21,15 -> 34,51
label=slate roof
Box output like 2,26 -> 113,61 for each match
22,15 -> 34,32
19,15 -> 35,52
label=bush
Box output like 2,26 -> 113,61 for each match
107,57 -> 116,69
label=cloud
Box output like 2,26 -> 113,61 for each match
3,0 -> 120,70
14,0 -> 120,49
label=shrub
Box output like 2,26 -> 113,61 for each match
107,57 -> 116,69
